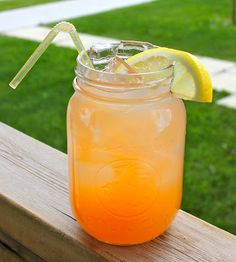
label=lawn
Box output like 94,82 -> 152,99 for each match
0,0 -> 61,11
64,0 -> 236,61
1,0 -> 236,235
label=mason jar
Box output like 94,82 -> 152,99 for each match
67,41 -> 186,245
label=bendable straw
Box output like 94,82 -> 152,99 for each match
10,21 -> 92,89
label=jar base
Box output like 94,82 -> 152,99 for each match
76,217 -> 167,246
89,234 -> 160,246
72,209 -> 178,246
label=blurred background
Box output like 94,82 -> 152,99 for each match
0,0 -> 235,234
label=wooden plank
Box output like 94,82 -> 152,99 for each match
0,122 -> 236,262
0,230 -> 43,262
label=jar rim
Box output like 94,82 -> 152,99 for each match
75,40 -> 174,77
75,41 -> 174,92
76,49 -> 174,77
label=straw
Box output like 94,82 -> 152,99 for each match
10,21 -> 92,89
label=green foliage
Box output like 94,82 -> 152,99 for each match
184,98 -> 236,233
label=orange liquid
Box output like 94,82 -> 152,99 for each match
67,91 -> 186,245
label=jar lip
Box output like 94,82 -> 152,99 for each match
75,41 -> 174,78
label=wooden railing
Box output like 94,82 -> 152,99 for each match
0,122 -> 236,261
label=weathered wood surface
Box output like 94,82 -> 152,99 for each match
0,122 -> 236,262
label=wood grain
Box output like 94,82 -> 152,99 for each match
0,122 -> 236,261
0,243 -> 23,262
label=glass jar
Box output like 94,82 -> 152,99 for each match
67,41 -> 186,245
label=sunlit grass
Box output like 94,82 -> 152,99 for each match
0,0 -> 61,11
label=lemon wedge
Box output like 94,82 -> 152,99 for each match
117,47 -> 212,102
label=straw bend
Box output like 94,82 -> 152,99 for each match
52,21 -> 77,33
9,21 -> 92,89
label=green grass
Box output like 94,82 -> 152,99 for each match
61,0 -> 236,61
0,0 -> 61,11
0,35 -> 235,234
